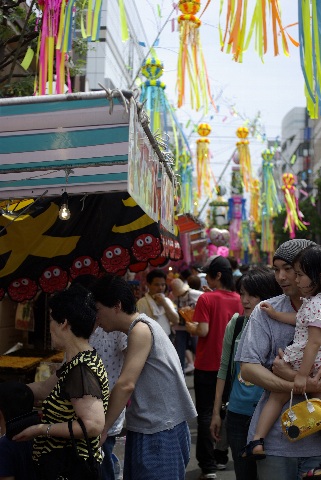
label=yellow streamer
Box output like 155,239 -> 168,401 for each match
20,48 -> 34,70
119,0 -> 129,42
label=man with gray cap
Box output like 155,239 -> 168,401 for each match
186,255 -> 243,479
236,239 -> 321,480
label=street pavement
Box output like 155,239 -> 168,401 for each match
185,373 -> 236,480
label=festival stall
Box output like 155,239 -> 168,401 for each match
0,90 -> 180,374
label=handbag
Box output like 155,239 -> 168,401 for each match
281,390 -> 321,441
6,410 -> 41,440
37,418 -> 101,480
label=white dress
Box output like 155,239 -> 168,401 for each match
283,293 -> 321,375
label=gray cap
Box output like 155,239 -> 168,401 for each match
273,239 -> 317,265
202,255 -> 232,275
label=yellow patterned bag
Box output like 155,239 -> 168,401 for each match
281,390 -> 321,441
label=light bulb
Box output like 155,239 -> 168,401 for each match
59,204 -> 71,220
59,192 -> 71,220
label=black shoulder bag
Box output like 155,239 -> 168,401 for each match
37,418 -> 101,480
67,418 -> 100,480
221,315 -> 245,408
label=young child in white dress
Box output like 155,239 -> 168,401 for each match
242,244 -> 321,459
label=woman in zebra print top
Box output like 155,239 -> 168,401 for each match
13,284 -> 109,479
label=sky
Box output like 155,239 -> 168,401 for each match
134,1 -> 306,210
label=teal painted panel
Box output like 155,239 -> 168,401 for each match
1,126 -> 129,154
0,98 -> 121,117
0,155 -> 128,172
0,172 -> 128,188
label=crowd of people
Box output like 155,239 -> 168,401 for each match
2,240 -> 321,480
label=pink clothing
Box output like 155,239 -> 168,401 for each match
193,289 -> 243,371
284,293 -> 321,374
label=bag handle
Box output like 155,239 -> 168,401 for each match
68,418 -> 96,468
288,389 -> 315,415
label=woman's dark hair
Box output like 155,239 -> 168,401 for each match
217,269 -> 236,291
235,266 -> 282,300
0,381 -> 34,421
293,245 -> 321,294
48,283 -> 97,338
146,269 -> 166,284
91,274 -> 137,315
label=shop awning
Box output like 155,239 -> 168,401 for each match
0,193 -> 181,302
175,213 -> 205,234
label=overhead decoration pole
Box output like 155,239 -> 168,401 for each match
196,122 -> 212,199
177,0 -> 216,112
260,149 -> 282,262
282,173 -> 308,238
236,126 -> 252,192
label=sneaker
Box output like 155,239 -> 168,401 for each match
184,363 -> 195,374
199,474 -> 217,479
215,463 -> 227,470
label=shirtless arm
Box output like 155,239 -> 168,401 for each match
102,322 -> 153,438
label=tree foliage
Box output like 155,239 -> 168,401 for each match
0,0 -> 38,97
0,1 -> 90,97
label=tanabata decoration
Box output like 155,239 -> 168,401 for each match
298,1 -> 321,118
196,123 -> 212,198
177,0 -> 216,111
240,220 -> 251,264
249,178 -> 261,232
209,227 -> 230,247
282,173 -> 308,238
140,57 -> 167,135
139,56 -> 193,214
177,151 -> 194,214
228,196 -> 246,253
219,0 -> 298,62
260,149 -> 281,256
33,0 -> 104,95
236,127 -> 252,192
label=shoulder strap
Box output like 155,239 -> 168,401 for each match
232,315 -> 245,347
222,315 -> 245,404
68,418 -> 95,468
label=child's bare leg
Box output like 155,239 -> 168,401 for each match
252,391 -> 290,454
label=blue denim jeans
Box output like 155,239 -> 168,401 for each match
226,410 -> 257,480
101,436 -> 117,480
257,455 -> 321,480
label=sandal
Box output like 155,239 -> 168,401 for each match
302,465 -> 321,478
240,438 -> 266,461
